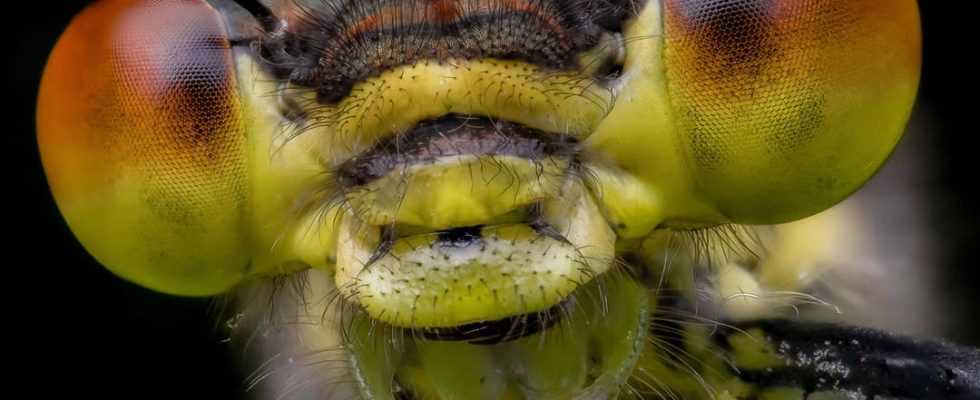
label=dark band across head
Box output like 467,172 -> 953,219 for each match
259,0 -> 644,102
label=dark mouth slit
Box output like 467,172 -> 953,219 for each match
337,115 -> 580,188
414,301 -> 565,345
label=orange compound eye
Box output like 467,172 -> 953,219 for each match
662,0 -> 921,224
38,0 -> 253,295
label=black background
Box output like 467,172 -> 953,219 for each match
9,1 -> 976,398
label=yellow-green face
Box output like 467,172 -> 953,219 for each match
37,0 -> 920,397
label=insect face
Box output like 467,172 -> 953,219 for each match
37,1 -> 950,399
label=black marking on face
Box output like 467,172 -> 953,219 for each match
436,226 -> 484,247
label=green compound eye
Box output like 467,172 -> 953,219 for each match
591,0 -> 921,232
667,0 -> 921,224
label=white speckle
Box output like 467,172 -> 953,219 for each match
779,341 -> 792,353
815,360 -> 851,378
813,348 -> 830,359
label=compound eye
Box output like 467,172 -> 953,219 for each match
38,0 -> 252,295
663,0 -> 920,223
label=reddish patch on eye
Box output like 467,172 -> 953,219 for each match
38,0 -> 246,202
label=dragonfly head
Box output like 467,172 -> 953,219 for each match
37,0 -> 920,397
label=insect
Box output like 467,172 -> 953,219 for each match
36,0 -> 980,399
